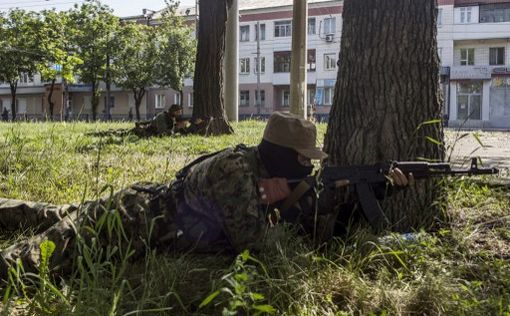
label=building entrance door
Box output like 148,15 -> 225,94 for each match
457,81 -> 482,120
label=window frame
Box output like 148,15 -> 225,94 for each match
239,90 -> 250,107
254,56 -> 266,74
255,23 -> 266,41
489,47 -> 505,66
240,57 -> 251,74
240,25 -> 250,42
155,94 -> 166,109
323,17 -> 336,35
460,48 -> 475,66
324,53 -> 337,71
274,20 -> 292,38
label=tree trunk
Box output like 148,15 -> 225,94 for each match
133,88 -> 145,122
324,0 -> 445,231
91,81 -> 99,121
48,78 -> 56,120
9,82 -> 17,121
192,0 -> 234,136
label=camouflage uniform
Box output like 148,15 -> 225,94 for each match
132,110 -> 175,137
0,145 -> 272,278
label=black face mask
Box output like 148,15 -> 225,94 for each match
258,140 -> 314,180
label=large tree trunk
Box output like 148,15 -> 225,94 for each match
9,82 -> 17,121
48,78 -> 56,119
192,0 -> 234,136
324,0 -> 445,231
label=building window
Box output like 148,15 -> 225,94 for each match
255,23 -> 266,41
457,81 -> 482,120
255,57 -> 266,74
490,77 -> 510,118
307,88 -> 316,105
240,57 -> 250,74
240,90 -> 250,107
19,73 -> 33,84
282,91 -> 290,107
460,48 -> 475,65
308,49 -> 316,72
324,87 -> 334,105
460,7 -> 473,23
480,3 -> 510,23
323,17 -> 336,34
255,90 -> 265,106
187,92 -> 193,107
274,51 -> 291,73
308,18 -> 316,35
489,47 -> 505,65
274,20 -> 292,37
174,93 -> 181,105
240,25 -> 250,42
437,8 -> 443,25
104,96 -> 115,108
438,48 -> 443,63
155,94 -> 166,109
324,53 -> 336,70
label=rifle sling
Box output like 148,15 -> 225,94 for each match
280,180 -> 312,220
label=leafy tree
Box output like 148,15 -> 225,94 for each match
324,0 -> 444,231
0,10 -> 44,120
69,0 -> 119,121
155,2 -> 196,105
113,2 -> 195,121
39,10 -> 82,119
112,23 -> 157,121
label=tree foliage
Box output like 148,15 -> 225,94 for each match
0,9 -> 44,120
69,0 -> 119,120
39,10 -> 82,118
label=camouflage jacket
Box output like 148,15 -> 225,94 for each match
174,145 -> 271,253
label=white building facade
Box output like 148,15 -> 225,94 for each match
1,0 -> 509,128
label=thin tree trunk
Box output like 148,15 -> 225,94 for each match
9,82 -> 17,121
48,78 -> 56,119
91,81 -> 99,121
192,0 -> 234,136
133,88 -> 145,122
324,0 -> 445,231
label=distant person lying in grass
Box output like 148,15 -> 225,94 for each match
0,112 -> 411,280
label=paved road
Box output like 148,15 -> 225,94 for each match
446,130 -> 510,176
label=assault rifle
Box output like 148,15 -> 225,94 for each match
288,158 -> 499,229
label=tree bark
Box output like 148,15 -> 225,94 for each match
9,82 -> 17,121
133,88 -> 145,122
324,0 -> 445,231
192,0 -> 234,136
48,78 -> 56,119
91,81 -> 99,121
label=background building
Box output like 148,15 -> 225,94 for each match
1,0 -> 509,128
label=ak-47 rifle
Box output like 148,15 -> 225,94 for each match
286,158 -> 499,229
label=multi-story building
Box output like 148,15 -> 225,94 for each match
1,0 -> 509,128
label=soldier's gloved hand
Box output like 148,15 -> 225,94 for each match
389,168 -> 415,187
258,178 -> 291,205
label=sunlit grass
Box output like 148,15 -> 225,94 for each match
0,121 -> 508,315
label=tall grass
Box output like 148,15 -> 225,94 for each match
0,121 -> 508,315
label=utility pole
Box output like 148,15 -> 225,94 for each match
256,21 -> 261,115
224,0 -> 239,122
289,0 -> 308,118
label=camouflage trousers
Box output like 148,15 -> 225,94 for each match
0,183 -> 179,280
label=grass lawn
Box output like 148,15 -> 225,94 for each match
0,121 -> 509,315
